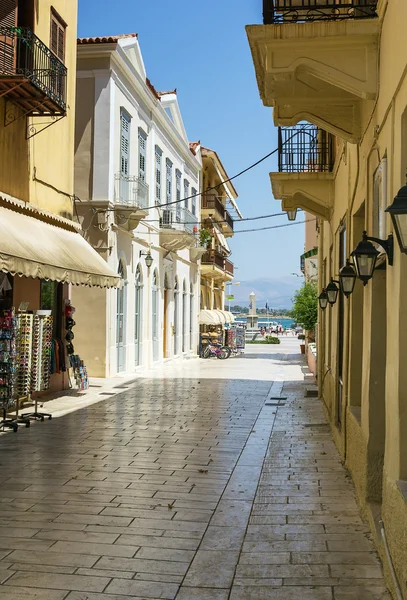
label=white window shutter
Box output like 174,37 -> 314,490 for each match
138,129 -> 147,182
155,146 -> 162,202
120,111 -> 130,177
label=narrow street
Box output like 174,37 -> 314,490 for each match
0,340 -> 389,600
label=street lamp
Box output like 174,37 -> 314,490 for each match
286,208 -> 297,221
140,250 -> 153,269
326,279 -> 339,305
385,184 -> 407,253
318,289 -> 328,310
339,260 -> 357,297
351,231 -> 393,285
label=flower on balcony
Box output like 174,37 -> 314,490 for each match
193,225 -> 198,233
198,228 -> 213,249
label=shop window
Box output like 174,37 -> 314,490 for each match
40,280 -> 63,339
50,8 -> 66,63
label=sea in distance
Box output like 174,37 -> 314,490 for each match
234,317 -> 295,329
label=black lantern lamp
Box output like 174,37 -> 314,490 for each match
286,208 -> 297,221
339,260 -> 357,297
140,250 -> 153,269
318,289 -> 328,310
351,231 -> 393,285
326,279 -> 340,305
385,184 -> 407,253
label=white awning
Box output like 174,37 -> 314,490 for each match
214,225 -> 230,254
199,309 -> 221,325
0,205 -> 120,288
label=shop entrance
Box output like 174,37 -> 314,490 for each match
134,265 -> 142,366
116,262 -> 126,373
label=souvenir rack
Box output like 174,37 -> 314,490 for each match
22,314 -> 53,421
0,310 -> 18,432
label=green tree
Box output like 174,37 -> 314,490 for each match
291,281 -> 318,333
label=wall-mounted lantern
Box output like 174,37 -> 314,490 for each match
385,184 -> 407,254
286,208 -> 297,221
351,231 -> 393,285
318,289 -> 328,310
140,250 -> 153,269
339,260 -> 357,297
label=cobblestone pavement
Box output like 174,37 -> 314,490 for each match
0,339 -> 390,599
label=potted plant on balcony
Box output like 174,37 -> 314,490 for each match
199,227 -> 213,249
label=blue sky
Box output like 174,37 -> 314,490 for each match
78,0 -> 304,306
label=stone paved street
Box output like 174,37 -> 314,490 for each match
0,339 -> 390,599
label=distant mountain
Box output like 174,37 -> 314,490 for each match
228,277 -> 302,310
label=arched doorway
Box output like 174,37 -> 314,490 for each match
182,280 -> 187,353
174,277 -> 179,355
163,273 -> 169,358
190,283 -> 194,350
134,264 -> 142,366
116,261 -> 127,373
152,269 -> 159,362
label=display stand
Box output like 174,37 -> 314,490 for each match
22,314 -> 53,421
0,310 -> 18,432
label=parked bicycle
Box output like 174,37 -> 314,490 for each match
200,343 -> 231,359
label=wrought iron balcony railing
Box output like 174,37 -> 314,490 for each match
278,125 -> 334,173
263,0 -> 378,24
160,206 -> 198,233
0,26 -> 67,115
225,210 -> 234,231
201,251 -> 226,270
114,174 -> 149,209
225,259 -> 234,276
202,195 -> 226,219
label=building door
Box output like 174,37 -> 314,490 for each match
152,270 -> 159,362
182,280 -> 187,353
174,277 -> 179,355
337,227 -> 346,426
163,273 -> 169,358
116,262 -> 126,373
190,283 -> 194,350
134,265 -> 142,366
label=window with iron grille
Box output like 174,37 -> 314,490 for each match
191,188 -> 197,216
166,159 -> 173,204
138,129 -> 147,182
184,179 -> 190,209
120,110 -> 131,177
155,146 -> 162,202
50,8 -> 66,63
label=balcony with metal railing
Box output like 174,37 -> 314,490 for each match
202,195 -> 226,219
114,174 -> 149,209
201,251 -> 234,281
0,27 -> 67,116
159,205 -> 198,251
278,125 -> 334,173
271,124 -> 336,220
263,0 -> 378,24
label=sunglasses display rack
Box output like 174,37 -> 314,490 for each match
15,313 -> 34,398
0,309 -> 18,432
22,314 -> 53,422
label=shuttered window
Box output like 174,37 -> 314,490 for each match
138,129 -> 147,182
166,159 -> 173,204
50,9 -> 66,63
184,180 -> 189,210
175,170 -> 182,221
0,0 -> 17,72
191,188 -> 197,216
155,146 -> 162,202
120,110 -> 131,177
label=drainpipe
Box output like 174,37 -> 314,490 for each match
379,519 -> 403,600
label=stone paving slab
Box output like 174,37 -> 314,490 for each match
0,341 -> 392,599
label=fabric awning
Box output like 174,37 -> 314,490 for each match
214,225 -> 230,254
0,205 -> 120,288
199,310 -> 235,325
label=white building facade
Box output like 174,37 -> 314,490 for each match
72,34 -> 202,377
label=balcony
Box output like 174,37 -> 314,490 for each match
202,195 -> 234,236
201,251 -> 234,281
271,125 -> 335,220
0,27 -> 67,116
114,174 -> 149,229
246,3 -> 379,142
159,206 -> 198,251
263,0 -> 378,24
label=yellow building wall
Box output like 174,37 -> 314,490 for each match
0,0 -> 77,219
